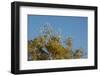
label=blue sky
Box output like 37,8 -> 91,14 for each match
28,15 -> 88,54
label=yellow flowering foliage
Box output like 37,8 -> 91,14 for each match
28,24 -> 84,60
46,40 -> 65,59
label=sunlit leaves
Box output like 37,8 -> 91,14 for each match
28,23 -> 84,60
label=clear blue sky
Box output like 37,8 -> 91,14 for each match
28,15 -> 88,54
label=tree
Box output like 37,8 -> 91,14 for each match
62,37 -> 73,59
65,37 -> 72,50
28,23 -> 85,60
46,38 -> 65,59
74,48 -> 83,59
